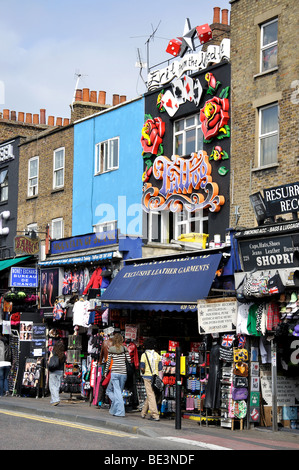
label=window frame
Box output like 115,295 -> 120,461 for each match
260,18 -> 278,73
174,209 -> 208,240
93,220 -> 117,233
258,102 -> 279,167
173,114 -> 203,157
51,217 -> 64,240
28,156 -> 39,197
95,137 -> 119,175
0,168 -> 8,202
53,147 -> 65,189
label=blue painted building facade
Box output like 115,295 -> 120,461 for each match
72,96 -> 144,259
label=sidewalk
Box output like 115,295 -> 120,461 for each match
1,393 -> 299,448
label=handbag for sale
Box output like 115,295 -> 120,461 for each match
233,361 -> 248,377
232,387 -> 248,401
233,348 -> 248,362
233,376 -> 248,388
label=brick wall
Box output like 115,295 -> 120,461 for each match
230,0 -> 299,228
17,125 -> 74,242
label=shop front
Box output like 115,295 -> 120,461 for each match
99,244 -> 239,422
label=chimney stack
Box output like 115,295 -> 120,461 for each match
222,9 -> 229,25
213,7 -> 221,23
98,91 -> 106,105
40,109 -> 46,124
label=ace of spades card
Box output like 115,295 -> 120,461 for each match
171,78 -> 185,106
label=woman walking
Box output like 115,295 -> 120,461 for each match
104,334 -> 131,417
48,340 -> 65,406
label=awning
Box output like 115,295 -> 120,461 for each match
0,256 -> 32,272
100,254 -> 222,312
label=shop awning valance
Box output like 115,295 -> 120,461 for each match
39,251 -> 114,267
0,256 -> 32,272
100,254 -> 222,312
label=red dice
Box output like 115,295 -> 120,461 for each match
166,38 -> 182,57
196,24 -> 212,45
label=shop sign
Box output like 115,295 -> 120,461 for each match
10,267 -> 38,288
260,375 -> 299,406
197,297 -> 237,334
147,38 -> 230,91
0,141 -> 15,162
50,230 -> 118,255
250,182 -> 299,225
142,151 -> 225,213
238,235 -> 295,271
14,235 -> 40,255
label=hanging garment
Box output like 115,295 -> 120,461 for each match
266,302 -> 280,331
72,300 -> 91,327
126,341 -> 139,368
247,304 -> 262,336
83,267 -> 103,295
236,302 -> 251,335
204,343 -> 221,409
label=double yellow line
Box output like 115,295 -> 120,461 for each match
0,409 -> 137,438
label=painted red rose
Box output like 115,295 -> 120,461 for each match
141,117 -> 165,155
199,96 -> 230,141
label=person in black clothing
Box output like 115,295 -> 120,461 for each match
48,340 -> 65,406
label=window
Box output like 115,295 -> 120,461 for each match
93,220 -> 117,235
259,103 -> 279,166
28,157 -> 39,197
53,147 -> 65,189
0,169 -> 8,202
261,19 -> 278,72
52,218 -> 63,239
174,209 -> 208,240
174,115 -> 203,156
95,137 -> 119,174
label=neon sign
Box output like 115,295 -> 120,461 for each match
142,151 -> 225,213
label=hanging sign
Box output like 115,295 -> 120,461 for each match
10,267 -> 38,288
14,235 -> 40,255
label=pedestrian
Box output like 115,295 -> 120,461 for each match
104,333 -> 131,417
140,337 -> 162,421
48,340 -> 65,406
0,333 -> 12,397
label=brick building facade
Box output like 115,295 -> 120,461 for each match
229,0 -> 299,228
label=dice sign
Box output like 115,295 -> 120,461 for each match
196,24 -> 212,45
166,38 -> 182,57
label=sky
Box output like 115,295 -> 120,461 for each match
0,0 -> 231,120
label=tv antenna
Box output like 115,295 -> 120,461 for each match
71,70 -> 88,108
135,48 -> 147,87
131,21 -> 162,75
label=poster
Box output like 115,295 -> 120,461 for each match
197,298 -> 237,334
20,321 -> 33,341
40,268 -> 59,308
22,358 -> 42,388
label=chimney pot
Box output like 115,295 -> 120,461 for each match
3,109 -> 9,120
48,116 -> 55,126
11,111 -> 16,121
56,117 -> 62,126
75,89 -> 83,101
63,118 -> 70,126
113,94 -> 120,106
221,9 -> 229,25
213,7 -> 221,23
120,95 -> 126,103
26,113 -> 32,124
98,90 -> 106,105
33,114 -> 39,124
18,112 -> 24,122
90,90 -> 97,103
40,109 -> 46,124
82,88 -> 90,102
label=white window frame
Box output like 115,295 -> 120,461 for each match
0,169 -> 8,202
260,18 -> 278,73
28,156 -> 39,197
258,103 -> 279,167
173,114 -> 203,157
93,220 -> 117,233
174,209 -> 208,240
53,147 -> 65,189
51,218 -> 64,240
95,137 -> 119,174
